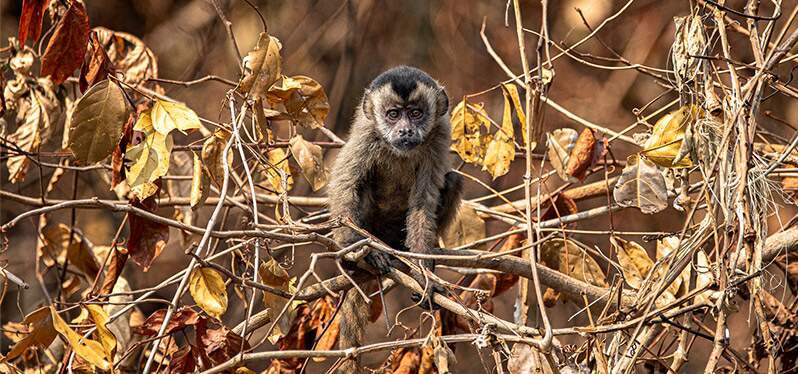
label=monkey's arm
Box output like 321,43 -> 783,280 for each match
405,162 -> 444,267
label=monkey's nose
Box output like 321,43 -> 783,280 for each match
398,128 -> 412,137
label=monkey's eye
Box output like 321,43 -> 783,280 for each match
409,109 -> 423,119
386,109 -> 401,120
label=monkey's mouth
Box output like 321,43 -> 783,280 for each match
392,138 -> 421,152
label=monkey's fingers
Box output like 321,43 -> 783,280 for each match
364,251 -> 393,275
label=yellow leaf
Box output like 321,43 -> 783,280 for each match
190,152 -> 210,209
50,306 -> 111,371
85,305 -> 117,360
502,83 -> 527,145
481,92 -> 516,178
641,105 -> 700,168
258,257 -> 297,344
131,182 -> 159,200
450,99 -> 490,164
151,100 -> 201,135
240,32 -> 282,100
42,224 -> 100,279
610,236 -> 653,290
125,110 -> 174,191
189,267 -> 228,319
267,76 -> 329,128
289,135 -> 329,191
264,147 -> 293,193
5,307 -> 57,362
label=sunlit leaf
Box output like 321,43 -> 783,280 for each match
264,147 -> 293,193
450,99 -> 490,163
125,109 -> 174,194
240,32 -> 282,99
189,267 -> 228,319
5,307 -> 56,361
613,154 -> 668,214
84,305 -> 117,360
151,99 -> 201,135
610,236 -> 653,290
546,128 -> 578,182
50,306 -> 111,371
482,91 -> 516,178
201,129 -> 232,188
267,76 -> 329,128
641,105 -> 700,168
93,27 -> 159,87
40,1 -> 89,84
18,0 -> 50,45
68,79 -> 129,164
289,135 -> 329,191
502,83 -> 527,145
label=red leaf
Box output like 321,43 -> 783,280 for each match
18,0 -> 51,45
196,319 -> 249,366
167,345 -> 198,373
95,246 -> 128,296
79,31 -> 113,92
127,182 -> 169,271
40,1 -> 90,85
564,128 -> 597,181
135,308 -> 200,337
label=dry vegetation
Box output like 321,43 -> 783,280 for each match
2,0 -> 798,373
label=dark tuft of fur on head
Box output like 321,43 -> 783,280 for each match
368,66 -> 438,100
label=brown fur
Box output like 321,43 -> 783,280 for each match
328,67 -> 462,373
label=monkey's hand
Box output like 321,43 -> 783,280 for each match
363,250 -> 393,275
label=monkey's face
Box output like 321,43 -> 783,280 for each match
366,82 -> 447,155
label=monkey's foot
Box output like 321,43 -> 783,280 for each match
364,251 -> 392,275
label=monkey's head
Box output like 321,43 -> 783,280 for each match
362,66 -> 449,154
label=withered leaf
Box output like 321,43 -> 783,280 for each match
189,267 -> 229,319
41,223 -> 100,280
264,147 -> 293,193
502,83 -> 527,145
111,113 -> 135,188
93,27 -> 159,88
151,99 -> 201,135
240,32 -> 282,99
84,305 -> 117,360
50,306 -> 112,371
68,79 -> 129,165
268,76 -> 330,128
201,129 -> 232,188
482,90 -> 516,178
127,189 -> 169,271
289,135 -> 329,191
610,236 -> 653,290
7,82 -> 60,182
641,105 -> 700,168
135,308 -> 200,337
508,343 -> 555,374
125,109 -> 174,195
190,151 -> 211,209
40,1 -> 90,85
451,99 -> 490,164
546,128 -> 578,182
564,128 -> 596,181
196,319 -> 250,366
540,238 -> 607,287
18,0 -> 51,45
613,154 -> 668,214
97,246 -> 128,296
5,307 -> 56,361
79,32 -> 113,92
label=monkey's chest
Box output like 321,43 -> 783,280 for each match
371,174 -> 413,212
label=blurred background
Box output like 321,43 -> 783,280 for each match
2,0 -> 798,372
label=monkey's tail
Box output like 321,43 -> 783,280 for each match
336,288 -> 369,374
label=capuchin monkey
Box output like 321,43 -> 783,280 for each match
327,66 -> 462,373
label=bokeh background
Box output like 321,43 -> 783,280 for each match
2,0 -> 797,372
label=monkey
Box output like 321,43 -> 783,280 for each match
327,66 -> 463,373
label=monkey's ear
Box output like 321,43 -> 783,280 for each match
362,92 -> 375,121
436,87 -> 449,117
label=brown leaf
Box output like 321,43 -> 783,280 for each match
18,0 -> 51,45
441,204 -> 486,249
135,308 -> 200,337
68,79 -> 129,165
289,135 -> 329,191
240,32 -> 282,99
546,128 -> 578,182
196,318 -> 250,366
268,76 -> 330,128
96,246 -> 127,296
508,343 -> 555,374
167,345 -> 198,374
127,187 -> 169,271
41,223 -> 100,279
201,129 -> 232,188
564,128 -> 596,181
92,27 -> 159,88
40,1 -> 90,85
6,78 -> 60,183
4,307 -> 56,362
79,32 -> 113,92
613,154 -> 668,214
111,113 -> 136,188
787,261 -> 798,295
610,236 -> 653,290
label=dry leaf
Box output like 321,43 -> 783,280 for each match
451,98 -> 490,163
240,32 -> 282,99
267,76 -> 330,128
610,236 -> 653,290
7,81 -> 59,182
564,128 -> 596,181
92,27 -> 159,88
151,99 -> 201,135
540,238 -> 607,287
190,151 -> 211,209
18,0 -> 51,45
672,15 -> 706,88
4,307 -> 56,362
125,109 -> 174,194
201,129 -> 232,188
482,89 -> 516,178
135,308 -> 200,337
441,204 -> 486,248
508,343 -> 555,374
613,154 -> 668,214
641,105 -> 700,168
264,147 -> 293,193
41,223 -> 100,280
546,128 -> 578,182
50,306 -> 112,371
40,1 -> 89,84
127,190 -> 169,271
502,83 -> 527,145
189,267 -> 229,319
84,305 -> 117,360
68,80 -> 129,165
79,32 -> 113,92
289,135 -> 329,191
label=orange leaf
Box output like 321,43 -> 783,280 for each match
18,0 -> 51,45
40,1 -> 90,85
